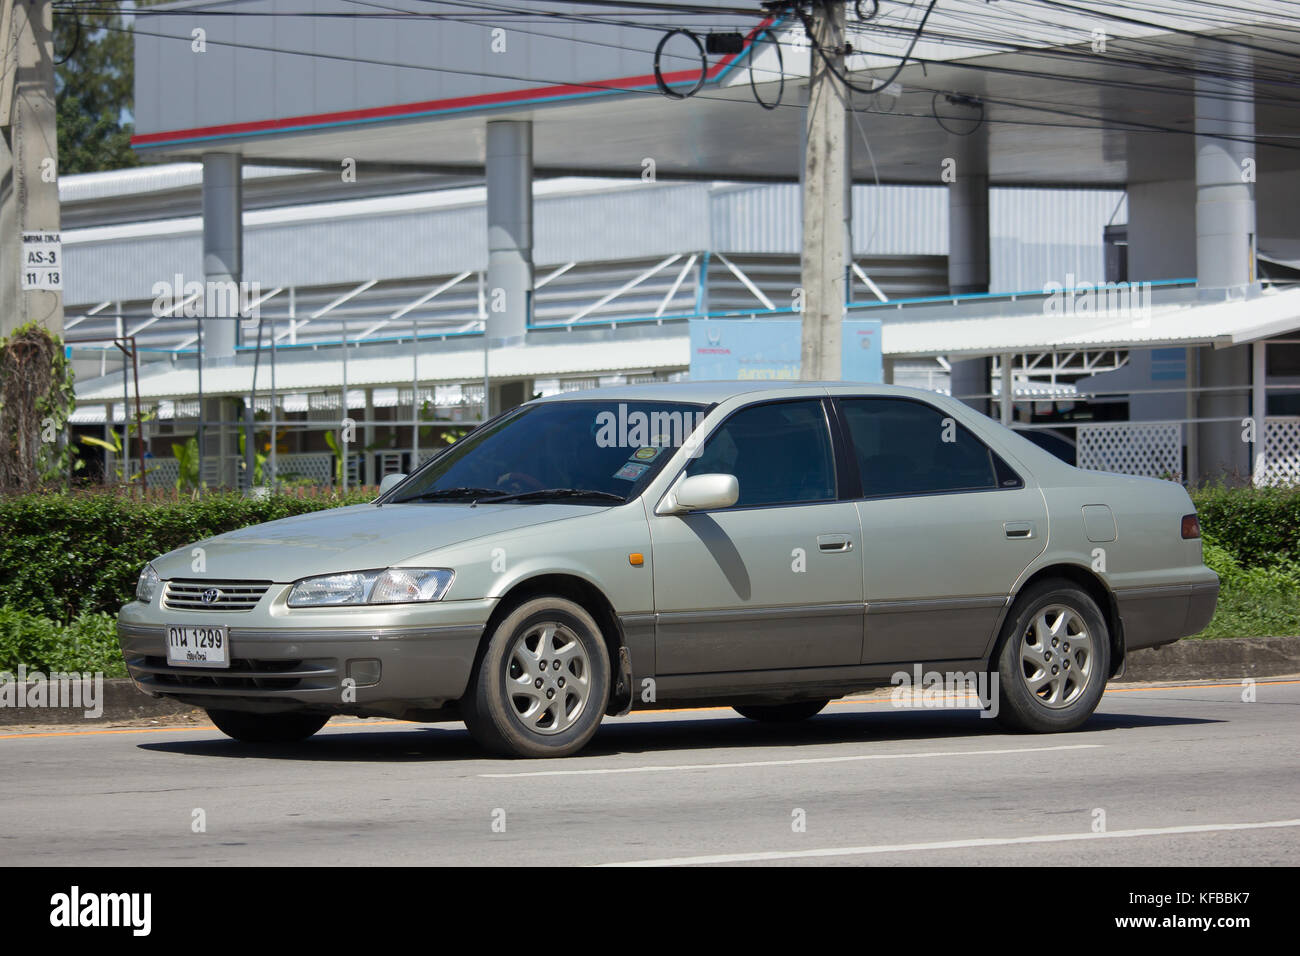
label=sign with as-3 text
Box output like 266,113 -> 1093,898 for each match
20,232 -> 62,291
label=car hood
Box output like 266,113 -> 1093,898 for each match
149,501 -> 601,582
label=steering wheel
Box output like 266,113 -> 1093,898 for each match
496,471 -> 546,494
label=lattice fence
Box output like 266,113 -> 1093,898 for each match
269,453 -> 334,484
1076,423 -> 1182,478
128,457 -> 180,487
1261,417 -> 1300,487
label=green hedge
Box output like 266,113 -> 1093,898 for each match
1189,485 -> 1300,567
0,489 -> 375,622
0,607 -> 126,677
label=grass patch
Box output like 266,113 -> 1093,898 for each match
1191,543 -> 1300,640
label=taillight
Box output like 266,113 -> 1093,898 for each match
1181,514 -> 1201,539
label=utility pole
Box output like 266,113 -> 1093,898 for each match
1,0 -> 64,340
800,0 -> 847,381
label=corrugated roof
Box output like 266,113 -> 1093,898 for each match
76,336 -> 692,402
882,287 -> 1300,357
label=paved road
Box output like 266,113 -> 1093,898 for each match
2,679 -> 1297,866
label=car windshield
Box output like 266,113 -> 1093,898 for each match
388,399 -> 707,504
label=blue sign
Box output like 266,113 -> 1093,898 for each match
688,319 -> 884,383
1150,347 -> 1186,382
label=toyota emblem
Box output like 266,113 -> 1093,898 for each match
201,588 -> 222,605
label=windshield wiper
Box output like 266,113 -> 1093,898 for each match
397,487 -> 502,503
479,488 -> 627,504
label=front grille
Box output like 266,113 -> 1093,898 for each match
163,579 -> 271,611
135,655 -> 336,692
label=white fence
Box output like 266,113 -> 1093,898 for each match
1076,423 -> 1182,479
129,453 -> 357,487
1070,417 -> 1300,486
1261,417 -> 1300,487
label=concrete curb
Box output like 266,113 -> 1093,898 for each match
1116,635 -> 1300,683
0,678 -> 196,725
2,635 -> 1298,724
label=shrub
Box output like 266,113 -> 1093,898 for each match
0,607 -> 126,677
1190,484 -> 1300,567
0,488 -> 376,622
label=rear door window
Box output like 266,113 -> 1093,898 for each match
839,398 -> 1003,498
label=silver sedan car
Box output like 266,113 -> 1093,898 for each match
119,382 -> 1218,757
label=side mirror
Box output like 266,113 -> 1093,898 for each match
378,473 -> 407,496
663,473 -> 739,514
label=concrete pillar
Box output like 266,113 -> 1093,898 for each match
0,0 -> 63,340
799,5 -> 848,381
1126,178 -> 1196,282
201,153 -> 242,362
1195,45 -> 1255,294
1194,43 -> 1255,483
947,140 -> 991,414
485,121 -> 533,348
1198,346 -> 1250,484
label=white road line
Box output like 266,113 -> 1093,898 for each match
599,819 -> 1300,867
479,743 -> 1101,778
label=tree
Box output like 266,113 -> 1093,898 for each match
0,324 -> 77,492
54,7 -> 139,174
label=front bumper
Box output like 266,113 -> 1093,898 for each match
118,595 -> 495,717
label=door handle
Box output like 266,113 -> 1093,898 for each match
817,533 -> 853,552
1004,521 -> 1036,539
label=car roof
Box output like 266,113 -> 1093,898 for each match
534,380 -> 945,405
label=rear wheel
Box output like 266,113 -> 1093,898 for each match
206,708 -> 328,743
993,580 -> 1110,733
462,597 -> 610,758
734,699 -> 829,723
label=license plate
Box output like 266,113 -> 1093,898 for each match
166,625 -> 230,668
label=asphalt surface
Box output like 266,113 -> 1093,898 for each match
2,679 -> 1297,866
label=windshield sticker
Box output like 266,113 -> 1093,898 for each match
631,446 -> 662,463
613,462 -> 650,481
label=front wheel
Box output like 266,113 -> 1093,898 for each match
993,580 -> 1110,733
462,597 -> 610,758
734,699 -> 829,723
206,708 -> 329,743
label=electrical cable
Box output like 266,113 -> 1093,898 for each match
804,0 -> 940,97
81,10 -> 1300,151
931,90 -> 984,135
748,27 -> 784,109
854,0 -> 880,22
653,28 -> 707,98
55,15 -> 81,66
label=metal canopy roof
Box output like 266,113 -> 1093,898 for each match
880,285 -> 1300,358
132,1 -> 1300,186
75,333 -> 691,403
73,285 -> 1300,405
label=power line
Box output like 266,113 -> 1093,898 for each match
77,6 -> 1300,152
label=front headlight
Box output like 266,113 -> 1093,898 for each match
287,568 -> 454,608
136,564 -> 160,604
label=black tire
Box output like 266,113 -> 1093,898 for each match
206,708 -> 329,743
992,579 -> 1110,733
462,597 -> 610,758
734,699 -> 829,723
